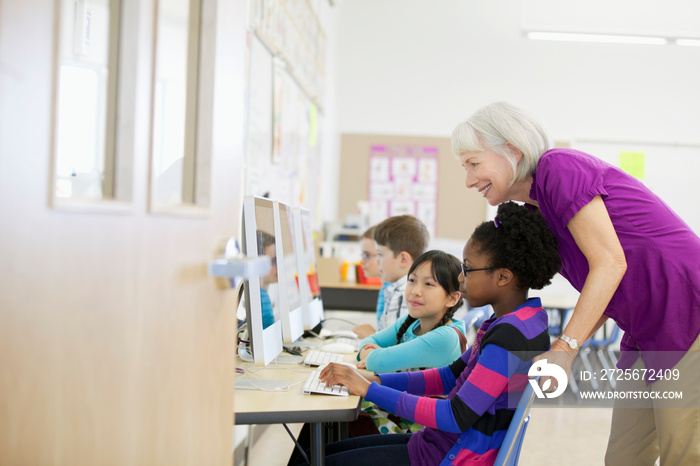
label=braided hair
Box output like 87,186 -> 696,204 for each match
470,201 -> 561,290
395,250 -> 465,344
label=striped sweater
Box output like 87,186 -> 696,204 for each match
365,298 -> 550,465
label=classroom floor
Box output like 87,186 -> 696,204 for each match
235,310 -> 615,465
237,407 -> 613,465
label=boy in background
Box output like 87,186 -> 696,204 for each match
356,215 -> 429,338
359,225 -> 382,281
353,225 -> 389,339
256,230 -> 278,329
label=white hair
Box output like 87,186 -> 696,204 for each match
451,102 -> 553,186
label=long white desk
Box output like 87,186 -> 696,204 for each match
234,356 -> 362,466
537,273 -> 580,311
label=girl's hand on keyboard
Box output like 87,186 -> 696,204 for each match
319,363 -> 379,397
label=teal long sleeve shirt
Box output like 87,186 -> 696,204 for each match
358,315 -> 466,372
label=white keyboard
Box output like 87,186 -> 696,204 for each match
303,369 -> 349,396
303,349 -> 344,366
335,337 -> 360,351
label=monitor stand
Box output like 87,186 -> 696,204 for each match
302,321 -> 324,339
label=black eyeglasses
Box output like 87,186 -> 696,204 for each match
461,265 -> 497,275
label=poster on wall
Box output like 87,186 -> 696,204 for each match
368,145 -> 439,237
244,44 -> 321,216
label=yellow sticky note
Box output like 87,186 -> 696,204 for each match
619,152 -> 645,179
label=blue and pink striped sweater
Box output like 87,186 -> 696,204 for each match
365,298 -> 550,465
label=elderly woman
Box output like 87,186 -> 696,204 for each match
451,101 -> 700,465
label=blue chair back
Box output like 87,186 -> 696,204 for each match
462,307 -> 489,332
546,308 -> 572,337
494,380 -> 536,466
580,322 -> 621,350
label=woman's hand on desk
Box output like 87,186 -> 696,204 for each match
319,363 -> 380,397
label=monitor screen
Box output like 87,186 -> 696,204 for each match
241,196 -> 283,366
293,206 -> 324,330
273,200 -> 304,343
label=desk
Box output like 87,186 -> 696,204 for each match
320,282 -> 381,312
234,358 -> 362,466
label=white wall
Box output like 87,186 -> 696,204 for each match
322,0 -> 700,224
318,5 -> 342,226
332,0 -> 700,141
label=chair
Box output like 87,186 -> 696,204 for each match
546,307 -> 572,339
544,307 -> 582,398
494,379 -> 537,466
456,307 -> 491,346
579,322 -> 622,389
462,307 -> 490,331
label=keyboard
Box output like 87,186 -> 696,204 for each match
303,349 -> 344,366
303,369 -> 349,396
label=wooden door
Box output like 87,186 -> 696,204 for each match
0,0 -> 246,464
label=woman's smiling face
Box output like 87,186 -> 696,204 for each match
459,149 -> 516,206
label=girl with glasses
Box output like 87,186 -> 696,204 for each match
296,202 -> 560,466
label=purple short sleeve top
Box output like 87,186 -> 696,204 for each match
530,149 -> 700,372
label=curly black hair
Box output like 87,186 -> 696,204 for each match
470,201 -> 561,290
395,250 -> 465,344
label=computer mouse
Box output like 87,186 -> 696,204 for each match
330,330 -> 358,339
321,342 -> 356,354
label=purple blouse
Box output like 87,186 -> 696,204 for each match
531,149 -> 700,375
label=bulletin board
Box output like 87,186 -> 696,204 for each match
243,0 -> 326,220
243,33 -> 322,216
339,134 -> 488,241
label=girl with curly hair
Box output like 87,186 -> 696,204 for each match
296,202 -> 561,466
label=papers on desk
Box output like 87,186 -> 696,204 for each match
235,378 -> 290,391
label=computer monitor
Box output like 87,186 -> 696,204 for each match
292,206 -> 324,331
273,200 -> 304,343
241,196 -> 283,366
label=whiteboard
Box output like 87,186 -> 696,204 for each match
244,34 -> 274,197
244,33 -> 322,217
572,140 -> 700,234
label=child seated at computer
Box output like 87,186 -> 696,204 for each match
359,225 -> 382,283
353,225 -> 389,339
256,230 -> 278,329
307,202 -> 561,466
356,250 -> 466,373
351,250 -> 467,436
354,215 -> 430,341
